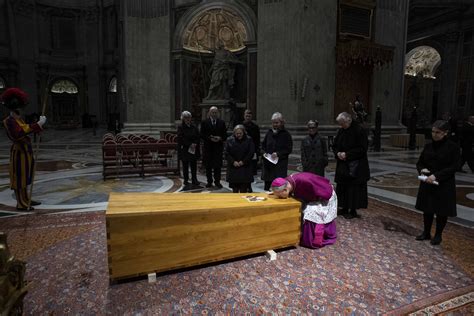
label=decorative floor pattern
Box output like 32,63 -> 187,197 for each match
1,199 -> 473,314
0,128 -> 473,313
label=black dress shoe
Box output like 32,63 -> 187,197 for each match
215,183 -> 223,189
192,180 -> 200,185
415,232 -> 431,241
183,181 -> 189,186
30,200 -> 41,206
430,235 -> 442,245
206,183 -> 213,188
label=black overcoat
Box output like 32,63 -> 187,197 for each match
333,122 -> 370,184
177,123 -> 200,161
261,128 -> 293,181
225,134 -> 255,184
301,134 -> 328,177
200,118 -> 227,167
243,120 -> 260,155
415,138 -> 460,217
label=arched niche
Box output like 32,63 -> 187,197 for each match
50,78 -> 80,126
108,76 -> 117,93
172,1 -> 257,122
404,46 -> 441,79
174,1 -> 257,51
106,76 -> 120,130
403,46 -> 442,126
51,79 -> 79,94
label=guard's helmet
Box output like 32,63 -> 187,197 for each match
0,88 -> 29,110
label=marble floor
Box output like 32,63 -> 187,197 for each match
0,127 -> 473,228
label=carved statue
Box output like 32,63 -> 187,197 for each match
205,42 -> 243,101
0,232 -> 28,316
351,94 -> 368,124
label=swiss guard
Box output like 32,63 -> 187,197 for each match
1,88 -> 47,210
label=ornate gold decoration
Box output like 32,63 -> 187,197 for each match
404,46 -> 441,79
51,79 -> 79,94
182,8 -> 248,53
336,39 -> 394,67
0,232 -> 28,316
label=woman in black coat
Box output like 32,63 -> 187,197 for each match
333,112 -> 370,219
415,120 -> 460,245
261,112 -> 293,191
225,124 -> 255,193
177,111 -> 200,187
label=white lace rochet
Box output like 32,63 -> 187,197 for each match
302,189 -> 338,224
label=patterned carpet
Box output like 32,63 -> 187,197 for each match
1,199 -> 473,314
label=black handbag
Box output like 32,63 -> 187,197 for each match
348,160 -> 359,178
337,160 -> 359,178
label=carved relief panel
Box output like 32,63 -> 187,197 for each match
182,8 -> 248,52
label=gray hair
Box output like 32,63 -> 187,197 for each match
336,112 -> 352,124
209,106 -> 218,112
180,111 -> 192,120
271,112 -> 284,121
432,120 -> 450,131
233,124 -> 246,134
307,119 -> 319,127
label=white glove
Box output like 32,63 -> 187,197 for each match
38,115 -> 47,127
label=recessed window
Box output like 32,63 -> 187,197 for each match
109,77 -> 117,93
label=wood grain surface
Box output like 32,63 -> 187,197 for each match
106,193 -> 301,281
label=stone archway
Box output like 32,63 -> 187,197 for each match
50,78 -> 80,127
403,46 -> 441,126
172,1 -> 257,123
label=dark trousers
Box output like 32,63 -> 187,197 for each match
251,159 -> 258,175
231,183 -> 251,193
423,213 -> 448,237
264,181 -> 272,191
206,166 -> 221,185
460,147 -> 474,172
182,160 -> 197,184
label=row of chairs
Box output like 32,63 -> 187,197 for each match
103,133 -> 178,144
102,133 -> 179,180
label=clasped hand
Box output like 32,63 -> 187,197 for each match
210,135 -> 221,142
337,152 -> 347,160
420,169 -> 436,183
233,161 -> 243,167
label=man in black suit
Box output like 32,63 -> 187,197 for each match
200,106 -> 228,188
242,109 -> 260,177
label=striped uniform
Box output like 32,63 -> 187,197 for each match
3,115 -> 42,209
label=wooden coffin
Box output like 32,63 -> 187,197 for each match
106,192 -> 301,281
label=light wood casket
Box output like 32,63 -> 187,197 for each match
106,192 -> 301,281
